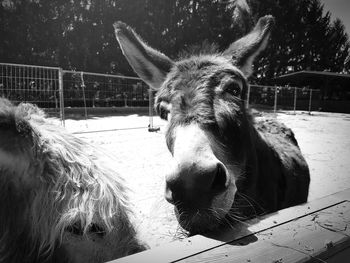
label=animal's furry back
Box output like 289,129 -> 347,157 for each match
0,98 -> 140,262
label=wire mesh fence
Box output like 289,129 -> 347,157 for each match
0,63 -> 61,109
0,63 -> 322,131
249,85 -> 320,113
62,70 -> 149,108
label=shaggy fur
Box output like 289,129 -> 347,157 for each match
114,16 -> 310,235
0,98 -> 145,263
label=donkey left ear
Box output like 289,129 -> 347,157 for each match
114,22 -> 174,90
223,15 -> 275,77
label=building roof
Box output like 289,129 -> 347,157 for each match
274,70 -> 350,87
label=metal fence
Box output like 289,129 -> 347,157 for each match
0,63 -> 61,108
62,70 -> 149,108
248,84 -> 320,113
0,63 -> 321,131
0,63 -> 151,128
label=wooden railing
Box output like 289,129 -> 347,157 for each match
110,188 -> 350,263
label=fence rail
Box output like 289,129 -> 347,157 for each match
0,62 -> 61,109
62,70 -> 149,108
0,63 -> 321,130
249,84 -> 320,113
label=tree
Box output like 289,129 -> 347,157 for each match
0,0 -> 349,78
326,19 -> 350,73
248,0 -> 350,83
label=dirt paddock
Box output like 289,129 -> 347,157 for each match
54,110 -> 350,248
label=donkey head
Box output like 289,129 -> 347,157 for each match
115,16 -> 274,234
0,99 -> 145,262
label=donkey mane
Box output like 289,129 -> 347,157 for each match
177,40 -> 220,59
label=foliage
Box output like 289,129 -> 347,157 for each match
249,0 -> 350,83
0,0 -> 349,80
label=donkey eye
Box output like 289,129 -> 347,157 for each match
224,81 -> 241,97
88,223 -> 106,238
159,107 -> 169,120
157,101 -> 171,121
65,221 -> 83,236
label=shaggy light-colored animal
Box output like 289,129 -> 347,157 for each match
0,98 -> 145,263
114,16 -> 310,235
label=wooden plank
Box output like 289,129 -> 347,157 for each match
331,188 -> 350,202
179,202 -> 350,262
109,189 -> 350,263
113,235 -> 225,263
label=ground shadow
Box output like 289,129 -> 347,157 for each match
202,219 -> 260,247
46,106 -> 153,120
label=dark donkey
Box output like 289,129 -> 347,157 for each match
114,16 -> 310,234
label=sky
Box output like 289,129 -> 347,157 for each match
320,0 -> 350,36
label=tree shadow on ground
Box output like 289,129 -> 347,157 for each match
202,220 -> 260,247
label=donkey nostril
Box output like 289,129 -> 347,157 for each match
211,163 -> 227,192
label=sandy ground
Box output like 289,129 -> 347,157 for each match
53,110 -> 350,248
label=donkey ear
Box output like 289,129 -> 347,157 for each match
114,22 -> 174,90
223,15 -> 275,77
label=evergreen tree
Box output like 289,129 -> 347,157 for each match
249,0 -> 350,83
0,0 -> 349,77
327,19 -> 350,73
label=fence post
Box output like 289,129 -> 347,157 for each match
293,87 -> 297,115
274,86 -> 278,114
148,89 -> 153,130
80,72 -> 89,124
58,68 -> 65,127
124,93 -> 128,107
308,88 -> 313,115
246,84 -> 251,109
148,88 -> 160,132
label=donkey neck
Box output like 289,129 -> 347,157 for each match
235,116 -> 286,216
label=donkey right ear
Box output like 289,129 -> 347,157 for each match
114,22 -> 174,90
223,15 -> 275,77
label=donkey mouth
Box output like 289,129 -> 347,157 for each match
174,204 -> 221,234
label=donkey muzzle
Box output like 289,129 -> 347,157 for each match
165,160 -> 228,207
